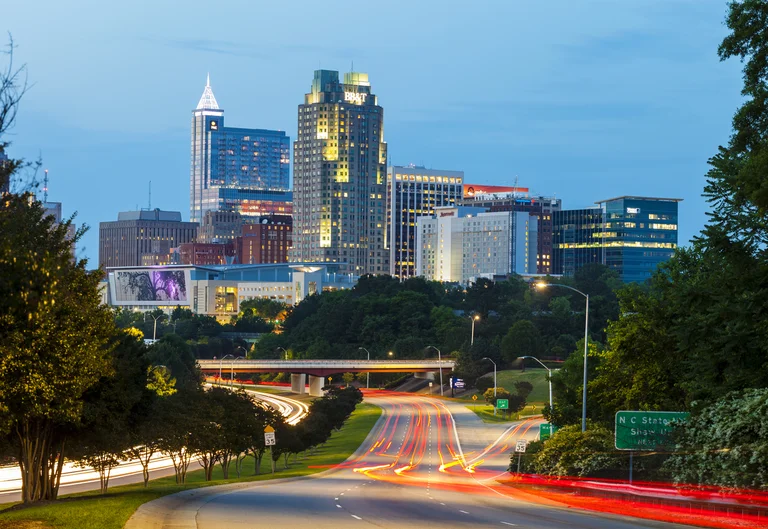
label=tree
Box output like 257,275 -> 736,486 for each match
501,320 -> 541,362
547,340 -> 602,427
664,388 -> 768,490
147,334 -> 202,392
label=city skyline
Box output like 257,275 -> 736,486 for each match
3,1 -> 740,266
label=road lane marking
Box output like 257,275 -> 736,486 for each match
334,497 -> 339,500
351,515 -> 362,520
459,510 -> 470,514
440,502 -> 446,505
501,523 -> 516,526
336,504 -> 342,508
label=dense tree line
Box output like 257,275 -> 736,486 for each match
529,1 -> 768,490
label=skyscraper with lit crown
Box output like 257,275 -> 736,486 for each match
190,75 -> 291,224
290,70 -> 388,274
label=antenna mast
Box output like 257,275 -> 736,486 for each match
148,181 -> 152,210
43,169 -> 49,202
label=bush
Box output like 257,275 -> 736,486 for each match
526,424 -> 622,477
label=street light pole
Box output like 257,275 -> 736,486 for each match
358,347 -> 371,389
219,353 -> 234,385
470,314 -> 480,346
535,282 -> 589,432
481,357 -> 497,416
232,355 -> 245,386
426,346 -> 443,396
145,312 -> 166,341
276,347 -> 288,360
518,355 -> 553,414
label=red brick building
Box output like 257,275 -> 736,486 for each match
179,242 -> 235,265
237,215 -> 292,265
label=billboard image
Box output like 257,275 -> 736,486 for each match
114,270 -> 188,302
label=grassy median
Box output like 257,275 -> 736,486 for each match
0,402 -> 381,529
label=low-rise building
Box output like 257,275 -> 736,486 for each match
104,263 -> 357,319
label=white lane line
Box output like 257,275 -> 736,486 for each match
336,504 -> 342,508
459,510 -> 470,514
351,515 -> 362,520
440,502 -> 446,506
334,497 -> 339,500
501,523 -> 517,526
340,492 -> 345,495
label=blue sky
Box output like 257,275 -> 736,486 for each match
3,0 -> 742,265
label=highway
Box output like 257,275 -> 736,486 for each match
0,387 -> 308,503
154,393 -> 695,529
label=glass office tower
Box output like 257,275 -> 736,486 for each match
596,196 -> 680,282
552,207 -> 604,277
190,76 -> 291,224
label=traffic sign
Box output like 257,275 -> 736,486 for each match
471,394 -> 478,401
515,439 -> 528,453
540,423 -> 559,440
264,424 -> 276,446
496,399 -> 509,410
452,378 -> 465,389
615,411 -> 689,451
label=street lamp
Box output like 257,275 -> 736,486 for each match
518,356 -> 553,414
276,347 -> 288,360
470,314 -> 480,346
535,282 -> 589,432
387,351 -> 394,357
219,354 -> 234,385
481,357 -> 497,416
144,312 -> 167,341
231,355 -> 245,386
358,347 -> 371,389
426,346 -> 443,396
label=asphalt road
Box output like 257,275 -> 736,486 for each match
153,393 -> 696,529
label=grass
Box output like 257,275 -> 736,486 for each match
0,402 -> 381,529
474,368 -> 551,403
466,403 -> 544,423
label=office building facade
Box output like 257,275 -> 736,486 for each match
197,211 -> 243,244
291,69 -> 388,275
597,196 -> 681,283
387,166 -> 464,279
552,207 -> 604,277
237,215 -> 292,265
0,147 -> 9,194
462,188 -> 561,275
415,206 -> 537,284
190,76 -> 291,224
99,209 -> 198,269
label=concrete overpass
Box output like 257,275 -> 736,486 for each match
197,359 -> 456,396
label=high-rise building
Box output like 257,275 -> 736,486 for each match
596,196 -> 681,283
552,196 -> 681,282
179,242 -> 236,266
462,187 -> 561,275
291,69 -> 388,274
42,201 -> 77,259
552,207 -> 604,277
237,215 -> 292,265
415,206 -> 537,284
99,209 -> 198,269
386,165 -> 464,279
190,75 -> 291,224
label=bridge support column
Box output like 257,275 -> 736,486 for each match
308,375 -> 325,397
290,373 -> 306,394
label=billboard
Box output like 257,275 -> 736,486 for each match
114,270 -> 188,302
463,184 -> 528,199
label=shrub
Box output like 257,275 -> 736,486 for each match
527,424 -> 622,477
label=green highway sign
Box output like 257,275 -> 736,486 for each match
496,399 -> 509,410
615,411 -> 689,451
540,423 -> 559,440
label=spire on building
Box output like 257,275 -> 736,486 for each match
196,74 -> 219,110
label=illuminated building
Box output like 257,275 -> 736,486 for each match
553,196 -> 681,282
461,186 -> 561,275
415,206 -> 537,284
190,75 -> 291,224
179,242 -> 236,265
552,207 -> 604,277
386,165 -> 463,279
290,70 -> 388,275
99,209 -> 198,269
596,196 -> 681,282
237,215 -> 292,265
104,263 -> 358,318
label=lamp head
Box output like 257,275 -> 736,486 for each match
388,351 -> 394,357
535,282 -> 548,289
473,315 -> 480,321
